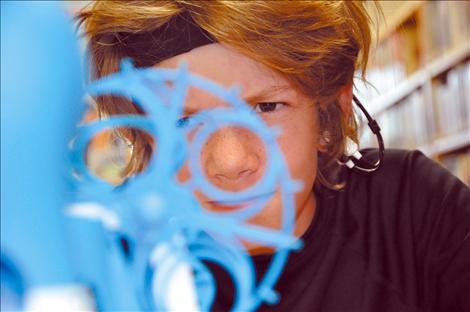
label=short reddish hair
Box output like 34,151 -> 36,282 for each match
77,0 -> 374,189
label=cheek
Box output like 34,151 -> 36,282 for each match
276,114 -> 319,188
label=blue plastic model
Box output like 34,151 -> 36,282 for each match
1,2 -> 303,311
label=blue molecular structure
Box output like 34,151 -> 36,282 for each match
1,2 -> 304,311
70,59 -> 304,311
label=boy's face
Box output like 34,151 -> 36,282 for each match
156,44 -> 319,253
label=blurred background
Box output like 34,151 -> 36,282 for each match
64,1 -> 470,186
357,1 -> 469,185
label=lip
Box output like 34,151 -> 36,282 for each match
208,201 -> 250,212
207,192 -> 273,212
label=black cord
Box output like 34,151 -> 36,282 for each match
351,95 -> 385,172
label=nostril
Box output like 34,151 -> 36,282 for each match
213,167 -> 256,183
238,168 -> 255,179
209,151 -> 262,183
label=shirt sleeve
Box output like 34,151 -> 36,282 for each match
406,150 -> 470,311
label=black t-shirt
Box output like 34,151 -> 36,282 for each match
209,149 -> 470,311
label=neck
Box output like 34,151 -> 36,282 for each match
294,190 -> 316,238
247,191 -> 317,256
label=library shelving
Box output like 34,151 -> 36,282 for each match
357,0 -> 470,185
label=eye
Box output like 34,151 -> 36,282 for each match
254,102 -> 285,113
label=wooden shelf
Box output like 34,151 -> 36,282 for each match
369,43 -> 470,116
363,0 -> 470,178
420,130 -> 470,157
376,1 -> 425,44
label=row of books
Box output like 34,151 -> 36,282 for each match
359,59 -> 469,149
357,1 -> 470,102
421,0 -> 470,63
359,89 -> 427,150
432,61 -> 470,139
358,59 -> 470,185
356,32 -> 408,101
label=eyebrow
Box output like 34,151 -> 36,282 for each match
243,84 -> 292,104
181,84 -> 292,115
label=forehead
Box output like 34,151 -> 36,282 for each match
155,43 -> 292,103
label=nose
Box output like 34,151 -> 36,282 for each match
202,127 -> 263,191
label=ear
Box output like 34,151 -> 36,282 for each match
318,83 -> 353,153
317,131 -> 330,153
338,83 -> 353,120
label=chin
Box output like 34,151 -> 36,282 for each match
241,240 -> 277,256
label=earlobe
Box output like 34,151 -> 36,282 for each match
317,131 -> 330,153
338,83 -> 353,120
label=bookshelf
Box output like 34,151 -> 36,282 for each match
358,1 -> 470,185
366,44 -> 470,116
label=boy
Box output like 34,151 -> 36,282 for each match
78,1 -> 470,311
